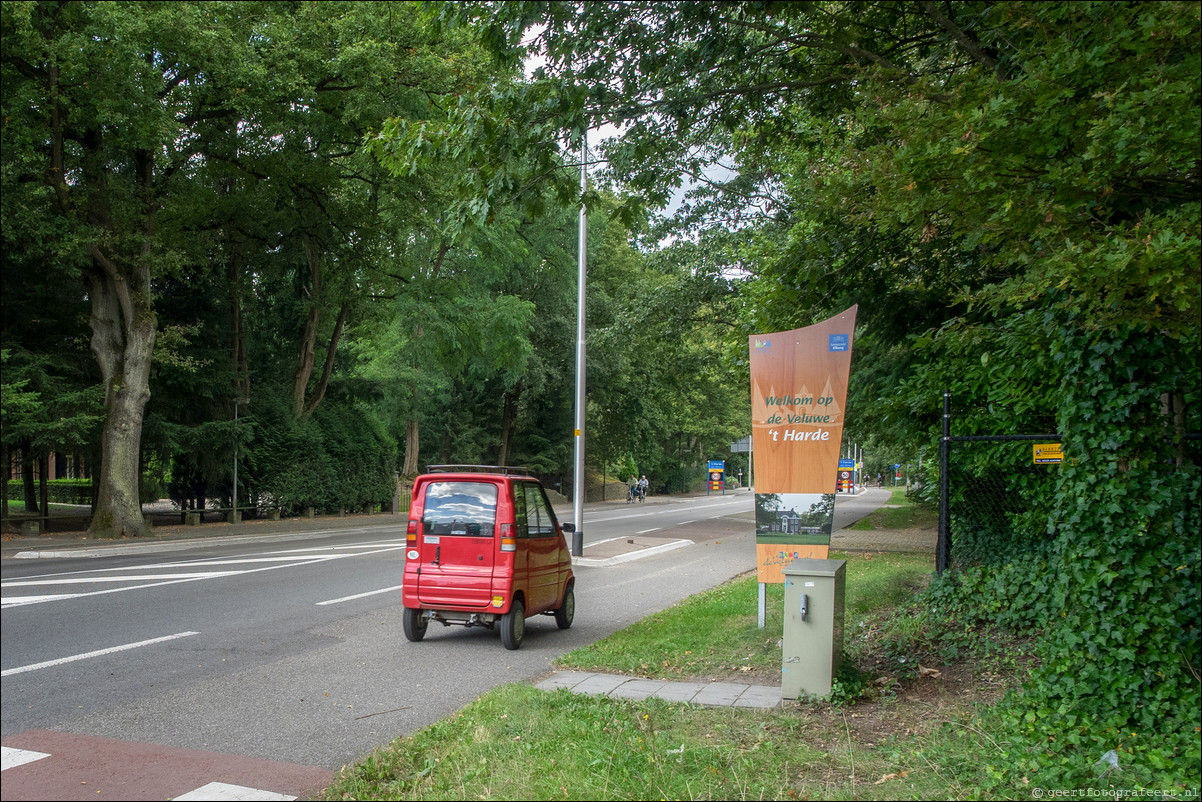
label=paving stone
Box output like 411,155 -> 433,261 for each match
534,671 -> 597,691
572,674 -> 631,696
733,685 -> 783,709
609,679 -> 669,701
653,682 -> 707,703
534,672 -> 786,709
692,682 -> 749,706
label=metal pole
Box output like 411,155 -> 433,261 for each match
758,582 -> 766,629
571,135 -> 587,557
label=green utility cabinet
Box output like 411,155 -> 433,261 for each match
781,558 -> 846,699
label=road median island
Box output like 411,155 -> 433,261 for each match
573,535 -> 693,567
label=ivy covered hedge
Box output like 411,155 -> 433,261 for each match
922,323 -> 1201,792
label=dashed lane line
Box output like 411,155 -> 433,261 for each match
1,631 -> 199,677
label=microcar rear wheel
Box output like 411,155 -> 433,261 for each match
554,583 -> 575,630
402,607 -> 427,642
500,598 -> 525,650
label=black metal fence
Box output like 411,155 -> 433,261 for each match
938,438 -> 1061,573
936,390 -> 1200,574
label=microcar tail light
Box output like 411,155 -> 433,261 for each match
406,519 -> 418,545
500,522 -> 516,552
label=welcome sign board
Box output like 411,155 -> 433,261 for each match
749,306 -> 857,583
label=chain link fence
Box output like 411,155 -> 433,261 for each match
936,391 -> 1201,574
941,437 -> 1061,571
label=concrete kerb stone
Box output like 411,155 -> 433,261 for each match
734,685 -> 785,709
654,681 -> 709,703
610,679 -> 671,701
535,670 -> 598,691
2,492 -> 719,562
4,522 -> 401,560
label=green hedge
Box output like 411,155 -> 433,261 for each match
5,478 -> 93,505
252,396 -> 396,516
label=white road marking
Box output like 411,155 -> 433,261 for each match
572,539 -> 694,567
1,631 -> 199,677
3,572 -> 242,586
0,545 -> 407,609
174,781 -> 296,800
584,498 -> 747,524
2,594 -> 79,607
2,748 -> 299,801
1,746 -> 51,771
316,584 -> 405,606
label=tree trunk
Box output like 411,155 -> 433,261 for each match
1,441 -> 8,519
498,384 -> 521,466
402,416 -> 421,477
20,445 -> 38,512
301,304 -> 349,419
84,261 -> 156,539
38,454 -> 49,528
230,243 -> 250,402
293,238 -> 322,418
44,56 -> 157,538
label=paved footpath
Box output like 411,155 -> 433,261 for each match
536,671 -> 783,709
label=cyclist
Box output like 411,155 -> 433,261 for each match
637,475 -> 649,502
626,474 -> 638,503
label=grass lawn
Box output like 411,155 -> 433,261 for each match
849,487 -> 937,531
316,550 -> 1032,801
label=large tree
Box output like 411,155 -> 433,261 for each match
1,1 -> 496,532
2,2 -> 269,536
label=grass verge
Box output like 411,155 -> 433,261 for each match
317,550 -> 1027,800
849,488 -> 937,531
315,682 -> 998,801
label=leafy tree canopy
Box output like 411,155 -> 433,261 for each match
398,0 -> 1201,789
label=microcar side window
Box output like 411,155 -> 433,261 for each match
422,482 -> 498,536
512,482 -> 529,538
523,483 -> 557,537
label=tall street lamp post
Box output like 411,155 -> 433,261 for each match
571,134 -> 588,556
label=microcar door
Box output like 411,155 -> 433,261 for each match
520,481 -> 562,613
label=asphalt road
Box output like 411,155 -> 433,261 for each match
0,493 -> 766,799
0,489 -> 888,800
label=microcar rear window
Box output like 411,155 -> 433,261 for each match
421,482 -> 498,536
